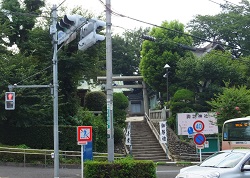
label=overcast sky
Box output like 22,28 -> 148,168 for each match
46,0 -> 242,34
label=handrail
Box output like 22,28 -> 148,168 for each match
145,113 -> 172,160
123,128 -> 130,155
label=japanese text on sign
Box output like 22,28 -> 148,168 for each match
159,121 -> 167,143
177,112 -> 218,135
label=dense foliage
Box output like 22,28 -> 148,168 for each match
84,91 -> 106,111
84,158 -> 156,178
208,86 -> 250,127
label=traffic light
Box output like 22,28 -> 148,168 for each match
78,19 -> 106,51
5,92 -> 15,110
56,14 -> 86,45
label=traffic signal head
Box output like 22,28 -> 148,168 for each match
5,92 -> 15,110
56,14 -> 86,45
56,14 -> 86,33
78,19 -> 106,51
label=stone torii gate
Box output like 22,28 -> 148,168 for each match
97,76 -> 149,115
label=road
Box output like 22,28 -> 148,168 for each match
0,165 -> 182,178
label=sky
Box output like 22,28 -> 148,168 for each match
46,0 -> 242,34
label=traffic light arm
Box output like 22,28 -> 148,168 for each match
8,84 -> 53,91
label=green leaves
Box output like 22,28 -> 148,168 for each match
208,86 -> 250,127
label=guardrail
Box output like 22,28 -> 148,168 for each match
0,147 -> 126,167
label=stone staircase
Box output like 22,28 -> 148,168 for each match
129,119 -> 168,162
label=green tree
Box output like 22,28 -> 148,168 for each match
112,27 -> 149,77
187,0 -> 250,57
140,20 -> 193,96
207,85 -> 250,128
168,89 -> 195,129
1,0 -> 45,49
175,50 -> 245,112
84,91 -> 106,111
0,54 -> 52,127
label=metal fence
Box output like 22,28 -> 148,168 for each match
0,147 -> 126,167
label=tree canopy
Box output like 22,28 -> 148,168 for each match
140,20 -> 193,94
187,0 -> 250,57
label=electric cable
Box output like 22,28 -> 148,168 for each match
98,0 -> 250,54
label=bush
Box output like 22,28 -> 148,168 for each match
84,158 -> 156,178
84,91 -> 106,111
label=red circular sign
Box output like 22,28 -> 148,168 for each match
193,120 -> 205,132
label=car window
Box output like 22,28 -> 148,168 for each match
200,152 -> 245,168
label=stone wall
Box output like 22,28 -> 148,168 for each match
167,127 -> 197,160
152,120 -> 197,161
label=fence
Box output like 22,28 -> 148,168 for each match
0,147 -> 126,167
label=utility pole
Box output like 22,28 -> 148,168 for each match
51,5 -> 59,178
106,0 -> 114,162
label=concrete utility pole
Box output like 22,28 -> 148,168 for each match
51,5 -> 59,178
106,0 -> 114,162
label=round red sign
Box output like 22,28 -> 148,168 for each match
193,120 -> 205,132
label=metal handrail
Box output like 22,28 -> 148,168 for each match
145,113 -> 172,160
0,147 -> 126,166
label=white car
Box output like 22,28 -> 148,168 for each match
175,149 -> 250,178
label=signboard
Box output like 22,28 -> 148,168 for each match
83,141 -> 93,161
77,126 -> 92,142
194,133 -> 206,145
159,121 -> 167,143
177,112 -> 218,135
125,122 -> 131,146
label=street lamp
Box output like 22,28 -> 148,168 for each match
163,64 -> 170,103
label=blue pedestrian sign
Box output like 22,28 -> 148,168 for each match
188,127 -> 194,134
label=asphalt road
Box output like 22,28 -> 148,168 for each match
0,165 -> 182,178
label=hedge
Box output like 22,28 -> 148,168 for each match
84,158 -> 156,178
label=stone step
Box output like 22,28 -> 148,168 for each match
133,155 -> 168,161
132,150 -> 166,155
128,120 -> 167,162
132,143 -> 161,147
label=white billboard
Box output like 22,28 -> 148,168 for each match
177,112 -> 218,135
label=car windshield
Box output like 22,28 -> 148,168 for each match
200,151 -> 245,168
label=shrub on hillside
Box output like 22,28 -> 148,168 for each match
84,91 -> 106,111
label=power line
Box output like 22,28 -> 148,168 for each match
12,64 -> 52,85
98,0 -> 250,54
56,0 -> 67,10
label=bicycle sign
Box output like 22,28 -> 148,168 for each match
193,120 -> 205,132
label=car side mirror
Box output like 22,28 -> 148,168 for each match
242,165 -> 250,172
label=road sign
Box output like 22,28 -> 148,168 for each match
77,126 -> 92,142
188,127 -> 194,134
194,133 -> 206,145
193,120 -> 205,132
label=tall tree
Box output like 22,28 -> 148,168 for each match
140,20 -> 193,94
1,0 -> 45,50
176,50 -> 245,111
112,27 -> 149,76
187,0 -> 250,57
